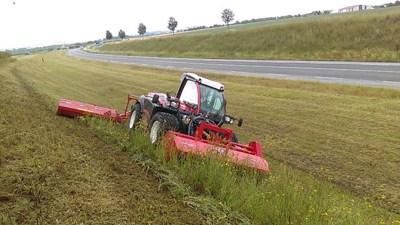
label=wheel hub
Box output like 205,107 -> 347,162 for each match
150,121 -> 161,144
129,111 -> 136,129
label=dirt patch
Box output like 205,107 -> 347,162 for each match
0,66 -> 203,224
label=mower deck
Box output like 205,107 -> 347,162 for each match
56,99 -> 127,122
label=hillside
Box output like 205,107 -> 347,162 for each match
97,7 -> 400,62
0,51 -> 11,63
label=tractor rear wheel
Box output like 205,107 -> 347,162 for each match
128,103 -> 141,132
148,112 -> 179,144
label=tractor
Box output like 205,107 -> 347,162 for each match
128,73 -> 240,143
56,73 -> 269,172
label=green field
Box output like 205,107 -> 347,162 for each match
1,52 -> 400,224
96,6 -> 400,62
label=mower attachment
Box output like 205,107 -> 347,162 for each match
56,96 -> 136,123
165,122 -> 270,173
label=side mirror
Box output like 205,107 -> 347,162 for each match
238,118 -> 243,127
152,94 -> 159,103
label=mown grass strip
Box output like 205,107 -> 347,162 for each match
0,58 -> 204,224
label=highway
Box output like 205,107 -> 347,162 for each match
68,49 -> 400,89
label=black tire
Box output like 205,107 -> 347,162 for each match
128,103 -> 141,132
148,112 -> 179,144
231,133 -> 239,143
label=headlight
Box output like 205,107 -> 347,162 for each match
170,101 -> 179,108
224,115 -> 233,124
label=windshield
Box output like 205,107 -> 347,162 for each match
199,84 -> 225,117
179,80 -> 198,106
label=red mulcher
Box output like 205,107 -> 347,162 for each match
56,73 -> 270,173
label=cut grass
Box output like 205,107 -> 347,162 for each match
5,51 -> 400,224
0,58 -> 204,224
96,6 -> 400,62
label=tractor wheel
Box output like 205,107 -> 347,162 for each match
128,103 -> 141,132
148,112 -> 179,144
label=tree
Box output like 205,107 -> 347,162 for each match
138,23 -> 146,38
168,17 -> 178,35
105,30 -> 113,40
118,29 -> 126,39
221,9 -> 235,30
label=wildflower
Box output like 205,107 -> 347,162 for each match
219,214 -> 228,220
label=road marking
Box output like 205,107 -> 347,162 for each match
71,50 -> 400,74
383,81 -> 400,85
314,76 -> 343,80
162,60 -> 398,74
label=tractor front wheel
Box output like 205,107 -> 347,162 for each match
128,103 -> 141,132
148,112 -> 179,144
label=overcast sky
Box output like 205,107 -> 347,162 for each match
0,0 -> 391,50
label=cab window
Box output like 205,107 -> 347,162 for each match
200,85 -> 225,116
179,80 -> 198,105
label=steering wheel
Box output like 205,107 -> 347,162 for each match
202,100 -> 212,109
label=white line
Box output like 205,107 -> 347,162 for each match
383,81 -> 400,85
266,73 -> 289,77
314,76 -> 343,80
147,59 -> 400,74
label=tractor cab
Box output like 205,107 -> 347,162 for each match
176,73 -> 226,119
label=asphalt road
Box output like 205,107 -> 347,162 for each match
68,49 -> 400,89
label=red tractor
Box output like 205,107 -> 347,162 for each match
57,73 -> 269,172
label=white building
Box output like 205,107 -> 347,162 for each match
338,5 -> 373,13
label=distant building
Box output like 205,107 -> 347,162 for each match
338,5 -> 373,13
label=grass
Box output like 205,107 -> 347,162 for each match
85,117 -> 399,224
95,6 -> 400,62
0,51 -> 11,64
0,56 -> 205,224
2,51 -> 400,224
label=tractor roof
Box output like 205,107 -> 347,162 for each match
181,73 -> 224,91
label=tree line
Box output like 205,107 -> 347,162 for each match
105,9 -> 235,40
